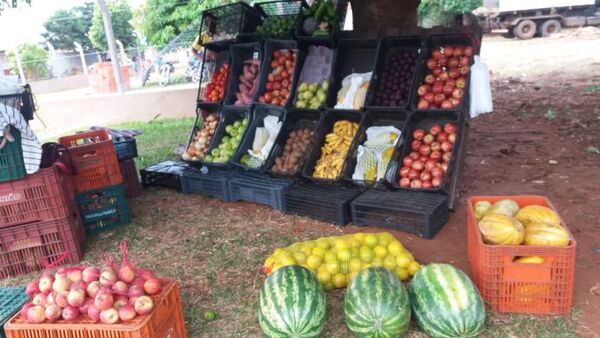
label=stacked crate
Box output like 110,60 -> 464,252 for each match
113,135 -> 142,198
58,130 -> 131,236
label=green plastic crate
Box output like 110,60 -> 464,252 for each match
0,287 -> 27,338
0,126 -> 26,183
76,184 -> 131,236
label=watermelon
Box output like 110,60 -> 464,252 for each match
258,265 -> 326,337
409,264 -> 486,338
344,267 -> 411,337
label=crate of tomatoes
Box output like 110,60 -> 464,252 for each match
197,46 -> 230,105
257,40 -> 304,108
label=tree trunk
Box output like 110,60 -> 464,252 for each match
349,0 -> 421,36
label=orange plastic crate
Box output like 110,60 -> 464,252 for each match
58,130 -> 122,192
0,165 -> 77,229
4,279 -> 188,338
467,195 -> 576,314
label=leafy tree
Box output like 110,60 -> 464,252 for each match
42,3 -> 94,51
89,0 -> 136,51
0,0 -> 31,12
7,43 -> 49,80
135,0 -> 235,48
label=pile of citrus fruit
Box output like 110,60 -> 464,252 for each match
262,232 -> 421,290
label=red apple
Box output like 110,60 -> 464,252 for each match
26,280 -> 40,298
402,156 -> 413,167
422,180 -> 433,189
425,160 -> 437,171
430,124 -> 442,135
134,296 -> 154,315
430,150 -> 442,161
441,163 -> 449,172
436,132 -> 447,143
441,100 -> 453,109
67,269 -> 83,283
459,66 -> 470,75
70,281 -> 87,291
53,276 -> 71,293
438,56 -> 448,67
118,265 -> 136,284
119,304 -> 137,321
144,278 -> 161,296
423,134 -> 434,145
114,296 -> 129,310
128,284 -> 145,298
432,50 -> 442,59
39,274 -> 54,294
464,46 -> 473,57
424,75 -> 435,84
45,304 -> 62,322
46,292 -> 57,305
55,291 -> 69,308
20,302 -> 33,321
417,99 -> 429,110
432,67 -> 443,77
448,57 -> 460,69
87,281 -> 101,298
417,85 -> 431,96
453,47 -> 464,57
444,123 -> 457,134
409,152 -> 420,160
448,69 -> 460,79
419,156 -> 429,163
443,151 -> 452,163
88,305 -> 101,322
399,178 -> 411,187
32,293 -> 47,306
399,167 -> 410,178
456,78 -> 466,89
410,179 -> 423,189
430,142 -> 441,152
419,145 -> 431,156
451,88 -> 464,99
443,46 -> 454,56
408,169 -> 419,180
67,288 -> 86,307
421,171 -> 432,182
426,58 -> 437,69
441,141 -> 453,152
432,177 -> 442,187
432,84 -> 443,94
100,269 -> 117,287
423,93 -> 435,103
412,128 -> 426,141
79,298 -> 93,315
112,281 -> 129,296
62,306 -> 80,321
445,79 -> 456,87
411,160 -> 424,171
431,167 -> 444,178
434,94 -> 445,105
442,85 -> 454,96
448,133 -> 456,144
411,140 -> 422,151
450,98 -> 461,108
94,292 -> 114,311
439,71 -> 449,81
460,56 -> 471,66
100,308 -> 120,324
28,305 -> 46,324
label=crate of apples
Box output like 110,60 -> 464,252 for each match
259,49 -> 297,107
416,45 -> 473,110
398,122 -> 457,189
203,63 -> 229,102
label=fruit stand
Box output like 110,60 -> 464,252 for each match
0,0 -> 582,337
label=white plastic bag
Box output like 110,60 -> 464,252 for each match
247,116 -> 282,168
469,56 -> 493,118
335,72 -> 372,110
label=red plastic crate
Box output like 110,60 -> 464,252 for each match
58,130 -> 122,192
119,159 -> 142,198
4,279 -> 188,338
0,212 -> 85,280
467,195 -> 576,314
0,165 -> 77,229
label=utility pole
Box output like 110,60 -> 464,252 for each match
97,0 -> 125,93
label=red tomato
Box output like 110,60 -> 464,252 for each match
271,60 -> 279,69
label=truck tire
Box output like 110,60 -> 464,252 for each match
540,19 -> 562,37
514,20 -> 537,39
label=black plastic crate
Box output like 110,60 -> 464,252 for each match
140,160 -> 192,191
228,172 -> 294,210
264,109 -> 324,178
446,123 -> 468,210
183,104 -> 221,163
351,189 -> 449,239
365,37 -> 424,110
342,110 -> 410,187
181,167 -> 233,202
326,39 -> 379,110
411,34 -> 475,114
0,90 -> 34,122
295,0 -> 350,41
256,40 -> 304,108
302,109 -> 364,185
283,182 -> 364,225
223,42 -> 264,107
385,110 -> 466,195
197,46 -> 231,105
230,104 -> 286,172
290,39 -> 335,111
112,136 -> 138,161
241,1 -> 307,40
200,105 -> 252,169
200,1 -> 262,50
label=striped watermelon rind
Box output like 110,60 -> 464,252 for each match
344,267 -> 411,338
409,263 -> 486,338
258,265 -> 326,337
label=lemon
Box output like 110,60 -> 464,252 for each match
289,243 -> 302,252
353,233 -> 366,243
325,261 -> 340,275
273,248 -> 286,257
293,252 -> 307,265
373,245 -> 388,258
340,262 -> 350,274
316,239 -> 330,250
396,268 -> 410,281
349,258 -> 362,273
280,256 -> 296,266
323,283 -> 335,291
359,246 -> 373,263
333,274 -> 347,288
388,241 -> 405,256
324,251 -> 337,263
264,256 -> 277,268
334,239 -> 350,250
300,245 -> 314,256
312,247 -> 326,257
408,261 -> 421,276
372,257 -> 383,267
377,233 -> 394,246
350,247 -> 359,258
337,248 -> 351,262
316,270 -> 331,284
396,253 -> 412,269
362,263 -> 373,270
306,255 -> 322,270
383,256 -> 397,271
347,238 -> 361,248
364,234 -> 378,247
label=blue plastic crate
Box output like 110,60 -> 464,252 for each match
112,137 -> 138,161
228,173 -> 293,210
0,287 -> 27,338
181,167 -> 233,202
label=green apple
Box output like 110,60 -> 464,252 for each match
204,155 -> 214,162
309,83 -> 318,93
233,121 -> 242,128
242,118 -> 249,126
303,91 -> 314,100
225,125 -> 234,134
321,80 -> 329,91
222,136 -> 231,143
298,82 -> 309,92
211,148 -> 220,157
296,100 -> 308,109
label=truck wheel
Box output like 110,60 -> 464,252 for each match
514,20 -> 537,39
540,20 -> 562,37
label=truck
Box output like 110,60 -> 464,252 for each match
477,0 -> 600,39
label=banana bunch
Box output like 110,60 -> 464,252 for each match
313,120 -> 359,179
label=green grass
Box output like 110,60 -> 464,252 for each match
0,117 -> 585,337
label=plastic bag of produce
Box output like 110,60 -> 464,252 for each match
262,232 -> 421,290
470,56 -> 493,118
353,126 -> 401,181
335,72 -> 372,110
246,116 -> 282,168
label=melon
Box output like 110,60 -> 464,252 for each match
344,267 -> 411,337
524,222 -> 570,247
478,213 -> 525,245
515,205 -> 561,226
409,264 -> 485,338
258,265 -> 326,337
